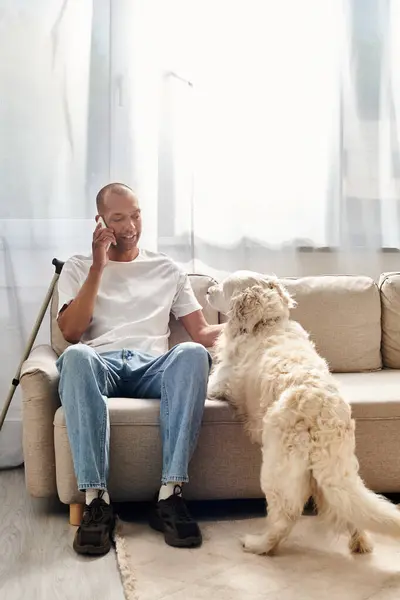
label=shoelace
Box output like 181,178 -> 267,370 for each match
83,494 -> 109,526
167,485 -> 193,522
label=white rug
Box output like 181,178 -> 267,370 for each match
115,515 -> 400,600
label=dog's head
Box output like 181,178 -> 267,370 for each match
207,270 -> 296,333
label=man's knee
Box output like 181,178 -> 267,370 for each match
57,343 -> 98,372
173,342 -> 211,372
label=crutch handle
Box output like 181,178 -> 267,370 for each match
52,258 -> 65,275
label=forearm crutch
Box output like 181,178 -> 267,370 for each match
0,258 -> 64,431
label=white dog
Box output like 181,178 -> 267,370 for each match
207,270 -> 400,556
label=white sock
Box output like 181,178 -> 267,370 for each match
158,482 -> 183,501
85,488 -> 110,505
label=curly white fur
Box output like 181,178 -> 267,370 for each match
207,270 -> 400,556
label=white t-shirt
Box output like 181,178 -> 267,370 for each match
57,249 -> 202,356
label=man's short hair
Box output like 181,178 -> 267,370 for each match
96,182 -> 135,212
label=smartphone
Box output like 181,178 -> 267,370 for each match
97,215 -> 115,249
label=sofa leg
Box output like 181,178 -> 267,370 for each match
69,503 -> 84,526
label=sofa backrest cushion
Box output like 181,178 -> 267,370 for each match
280,275 -> 381,373
379,272 -> 400,369
215,274 -> 381,373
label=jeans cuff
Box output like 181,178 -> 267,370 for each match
78,482 -> 108,491
161,475 -> 189,485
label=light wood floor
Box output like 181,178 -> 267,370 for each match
0,468 -> 125,600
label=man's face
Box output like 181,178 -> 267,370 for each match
101,192 -> 142,249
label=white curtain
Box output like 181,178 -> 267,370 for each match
156,0 -> 400,278
0,0 -> 160,466
1,0 -> 400,466
0,0 -> 109,466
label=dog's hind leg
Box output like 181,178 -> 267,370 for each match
242,465 -> 310,555
241,434 -> 311,555
313,483 -> 373,554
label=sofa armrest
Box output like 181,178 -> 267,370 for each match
20,344 -> 60,498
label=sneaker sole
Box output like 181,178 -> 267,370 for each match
149,513 -> 202,548
73,518 -> 116,556
164,532 -> 202,548
73,537 -> 112,556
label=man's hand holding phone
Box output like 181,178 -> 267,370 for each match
58,216 -> 115,341
92,217 -> 117,271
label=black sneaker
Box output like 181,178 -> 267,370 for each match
148,485 -> 202,548
73,492 -> 115,556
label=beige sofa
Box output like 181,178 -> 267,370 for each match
20,270 -> 400,519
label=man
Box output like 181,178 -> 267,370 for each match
56,183 -> 223,556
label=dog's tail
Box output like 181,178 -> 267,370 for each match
314,473 -> 400,537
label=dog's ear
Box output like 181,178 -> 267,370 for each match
262,278 -> 297,310
229,285 -> 268,334
275,281 -> 296,310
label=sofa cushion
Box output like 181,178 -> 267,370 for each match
54,397 -> 262,503
379,272 -> 400,369
53,370 -> 400,503
334,370 -> 400,492
335,370 -> 400,419
281,275 -> 382,373
53,371 -> 400,426
50,273 -> 219,356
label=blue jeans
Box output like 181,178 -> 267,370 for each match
56,342 -> 211,491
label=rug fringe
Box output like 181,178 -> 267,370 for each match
114,517 -> 139,600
